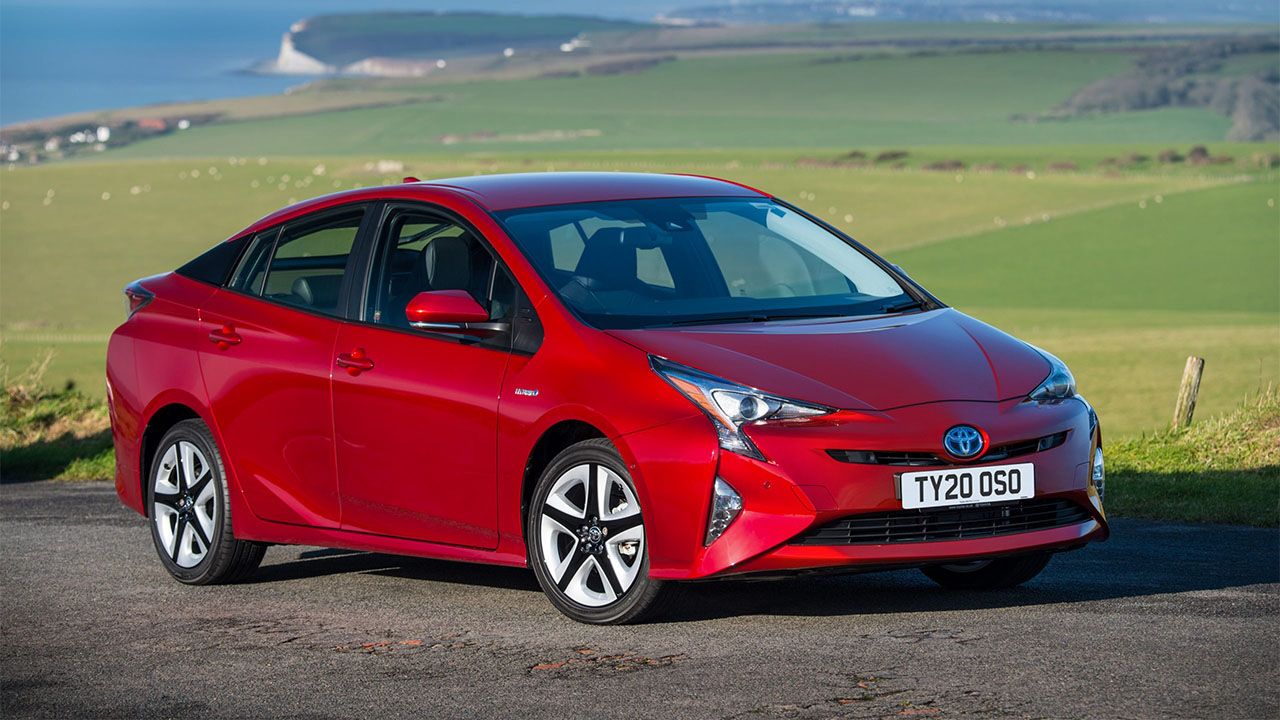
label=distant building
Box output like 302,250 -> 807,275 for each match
96,126 -> 110,142
138,118 -> 167,131
344,57 -> 437,77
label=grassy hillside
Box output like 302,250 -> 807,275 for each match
893,179 -> 1278,313
106,50 -> 1236,158
591,22 -> 1273,52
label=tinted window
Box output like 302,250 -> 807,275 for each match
364,208 -> 537,351
497,197 -> 913,329
258,208 -> 365,315
228,229 -> 277,296
364,211 -> 496,326
176,234 -> 248,286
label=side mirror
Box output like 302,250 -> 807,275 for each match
405,290 -> 505,335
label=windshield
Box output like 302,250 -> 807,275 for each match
496,197 -> 917,329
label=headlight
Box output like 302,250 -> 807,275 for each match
650,355 -> 834,460
1026,345 -> 1076,403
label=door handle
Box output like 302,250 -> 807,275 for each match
208,324 -> 241,348
336,348 -> 374,375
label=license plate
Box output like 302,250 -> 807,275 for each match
900,462 -> 1035,509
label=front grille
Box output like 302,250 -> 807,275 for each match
826,431 -> 1067,467
789,498 -> 1091,546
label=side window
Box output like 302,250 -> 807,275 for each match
228,229 -> 277,296
258,208 -> 365,315
364,208 -> 542,352
365,210 -> 497,328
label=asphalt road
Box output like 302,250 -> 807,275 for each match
1,480 -> 1276,719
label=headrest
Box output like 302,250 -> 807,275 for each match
574,227 -> 643,290
291,276 -> 315,306
291,275 -> 344,310
422,234 -> 473,292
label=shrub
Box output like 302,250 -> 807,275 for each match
874,150 -> 908,163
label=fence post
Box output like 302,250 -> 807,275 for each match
1172,356 -> 1205,430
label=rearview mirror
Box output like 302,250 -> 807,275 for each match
405,290 -> 507,335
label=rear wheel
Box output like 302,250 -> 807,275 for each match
527,439 -> 675,624
920,552 -> 1052,590
147,419 -> 264,584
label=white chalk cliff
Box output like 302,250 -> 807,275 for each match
272,31 -> 334,74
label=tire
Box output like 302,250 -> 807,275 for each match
920,552 -> 1052,590
526,438 -> 677,624
146,419 -> 265,585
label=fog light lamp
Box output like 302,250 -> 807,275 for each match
1091,446 -> 1105,504
705,478 -> 743,546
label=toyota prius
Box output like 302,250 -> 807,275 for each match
107,172 -> 1108,624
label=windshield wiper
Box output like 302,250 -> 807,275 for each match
878,298 -> 924,314
659,312 -> 845,328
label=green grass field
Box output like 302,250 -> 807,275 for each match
103,50 -> 1235,158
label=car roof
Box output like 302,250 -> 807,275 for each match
417,171 -> 767,211
235,172 -> 769,239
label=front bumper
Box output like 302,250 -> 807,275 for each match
627,397 -> 1108,580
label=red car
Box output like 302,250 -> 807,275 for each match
107,172 -> 1108,624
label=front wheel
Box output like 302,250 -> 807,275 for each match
147,419 -> 265,584
526,439 -> 675,624
920,552 -> 1052,590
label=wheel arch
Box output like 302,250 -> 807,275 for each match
520,419 -> 609,535
138,403 -> 203,517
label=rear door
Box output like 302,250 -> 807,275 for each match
198,205 -> 371,528
331,203 -> 522,548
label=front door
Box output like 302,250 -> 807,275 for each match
332,206 -> 516,548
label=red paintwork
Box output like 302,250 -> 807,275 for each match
611,310 -> 1050,411
107,172 -> 1108,588
405,290 -> 490,325
331,320 -> 509,549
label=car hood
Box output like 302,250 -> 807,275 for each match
609,309 -> 1050,411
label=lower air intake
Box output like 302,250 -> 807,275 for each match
789,498 -> 1091,546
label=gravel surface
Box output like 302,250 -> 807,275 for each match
2,480 -> 1276,719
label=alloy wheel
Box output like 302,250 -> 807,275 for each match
537,462 -> 644,607
151,440 -> 218,568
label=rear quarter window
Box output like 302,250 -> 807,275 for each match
175,234 -> 249,286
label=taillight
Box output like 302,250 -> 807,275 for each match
123,280 -> 154,319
